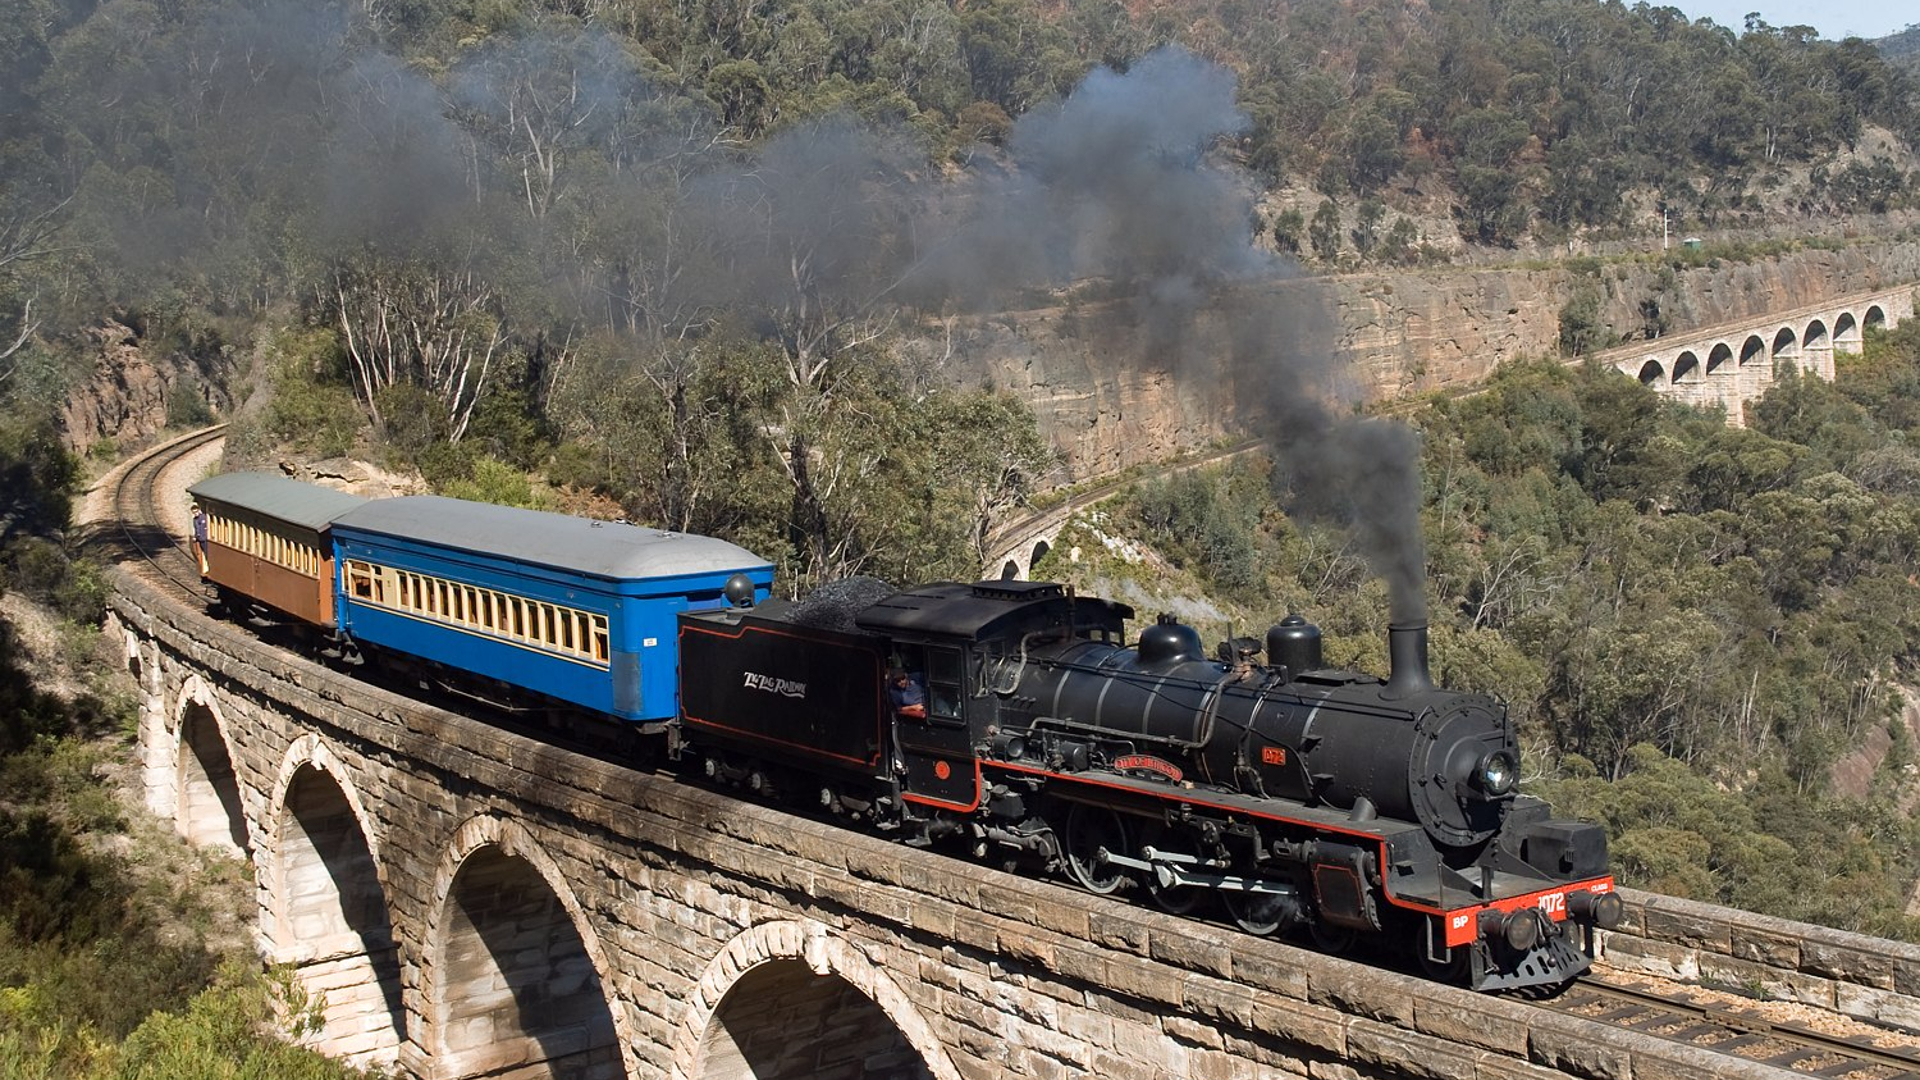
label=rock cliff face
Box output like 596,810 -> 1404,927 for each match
58,320 -> 227,458
939,239 -> 1920,478
1342,239 -> 1920,400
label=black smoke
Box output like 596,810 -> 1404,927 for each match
911,46 -> 1429,623
44,10 -> 1428,618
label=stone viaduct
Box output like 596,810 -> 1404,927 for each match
1594,286 -> 1912,423
111,562 -> 1818,1080
982,286 -> 1915,577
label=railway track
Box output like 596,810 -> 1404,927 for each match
83,424 -> 226,601
1546,972 -> 1920,1079
979,437 -> 1266,576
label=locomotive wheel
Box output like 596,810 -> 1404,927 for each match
1309,919 -> 1357,955
1064,804 -> 1129,894
1418,941 -> 1470,983
1147,875 -> 1202,915
1224,888 -> 1288,935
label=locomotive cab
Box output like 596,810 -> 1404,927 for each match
856,581 -> 1135,815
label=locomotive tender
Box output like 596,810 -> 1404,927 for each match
190,472 -> 1619,992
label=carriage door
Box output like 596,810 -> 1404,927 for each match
894,644 -> 980,810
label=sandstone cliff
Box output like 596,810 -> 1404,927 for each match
59,320 -> 229,459
931,238 -> 1920,478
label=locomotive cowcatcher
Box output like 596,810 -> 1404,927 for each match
678,578 -> 1621,992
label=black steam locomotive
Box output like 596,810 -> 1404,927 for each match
681,578 -> 1619,992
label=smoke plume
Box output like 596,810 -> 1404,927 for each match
915,46 -> 1430,622
50,9 -> 1428,618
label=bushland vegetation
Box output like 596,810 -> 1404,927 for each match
0,426 -> 369,1078
1,0 -> 1914,593
1057,318 -> 1920,938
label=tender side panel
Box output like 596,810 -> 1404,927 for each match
677,616 -> 887,774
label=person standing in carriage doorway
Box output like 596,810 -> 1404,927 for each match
888,666 -> 927,719
190,503 -> 210,575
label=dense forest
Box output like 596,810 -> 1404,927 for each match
6,0 -> 1920,1066
1881,25 -> 1920,73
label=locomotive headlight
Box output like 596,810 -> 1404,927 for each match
1473,750 -> 1518,798
1477,907 -> 1544,952
1570,889 -> 1625,929
1502,908 -> 1543,951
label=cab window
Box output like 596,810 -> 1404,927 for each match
925,646 -> 964,723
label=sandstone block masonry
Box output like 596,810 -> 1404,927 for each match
1600,890 -> 1920,1032
114,568 -> 1809,1080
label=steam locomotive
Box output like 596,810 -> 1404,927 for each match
190,471 -> 1619,992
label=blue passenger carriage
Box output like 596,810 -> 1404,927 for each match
329,497 -> 772,723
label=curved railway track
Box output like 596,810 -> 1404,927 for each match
979,437 -> 1265,577
1545,972 -> 1920,1080
84,423 -> 227,600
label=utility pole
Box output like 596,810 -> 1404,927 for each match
1661,207 -> 1670,250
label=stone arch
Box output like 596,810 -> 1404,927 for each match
267,737 -> 405,1069
116,614 -> 143,681
1705,342 -> 1735,375
1030,538 -> 1051,572
1672,350 -> 1702,384
426,815 -> 630,1080
1636,359 -> 1664,385
1866,304 -> 1888,332
1771,325 -> 1798,361
1835,311 -> 1861,354
122,620 -> 172,819
1803,318 -> 1834,378
1739,334 -> 1766,366
1000,559 -> 1019,580
175,675 -> 249,857
672,919 -> 960,1080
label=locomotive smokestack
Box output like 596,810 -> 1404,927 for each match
1382,622 -> 1432,700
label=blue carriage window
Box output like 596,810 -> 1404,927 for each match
347,561 -> 375,600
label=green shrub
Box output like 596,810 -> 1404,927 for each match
439,456 -> 549,510
166,382 -> 215,428
261,331 -> 360,458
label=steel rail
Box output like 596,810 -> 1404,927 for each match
1547,972 -> 1920,1079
